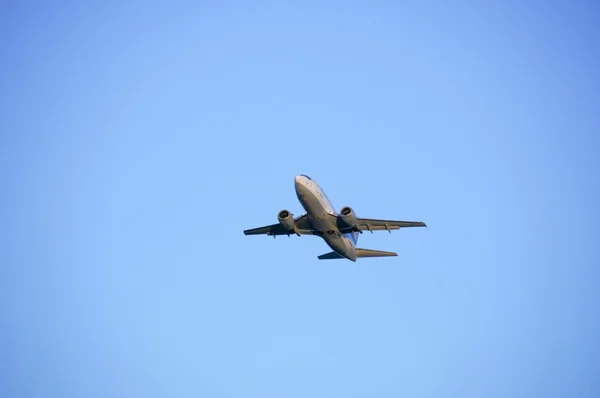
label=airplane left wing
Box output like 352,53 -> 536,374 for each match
243,214 -> 314,236
335,216 -> 427,233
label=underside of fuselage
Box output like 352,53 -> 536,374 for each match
294,175 -> 358,261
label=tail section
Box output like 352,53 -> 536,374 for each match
317,251 -> 344,260
342,231 -> 359,245
355,248 -> 398,258
318,248 -> 397,260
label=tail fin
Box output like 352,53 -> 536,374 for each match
342,231 -> 360,245
317,248 -> 398,260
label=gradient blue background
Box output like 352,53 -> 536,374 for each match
1,1 -> 599,397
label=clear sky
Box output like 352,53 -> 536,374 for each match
1,1 -> 599,397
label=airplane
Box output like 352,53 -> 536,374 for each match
243,175 -> 427,261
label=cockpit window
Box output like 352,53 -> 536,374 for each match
300,174 -> 312,180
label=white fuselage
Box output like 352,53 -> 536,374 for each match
294,175 -> 357,261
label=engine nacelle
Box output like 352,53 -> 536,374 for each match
278,209 -> 297,233
339,206 -> 358,229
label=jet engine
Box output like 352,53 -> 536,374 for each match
339,206 -> 358,229
278,209 -> 297,233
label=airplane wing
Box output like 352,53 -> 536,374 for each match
335,216 -> 427,233
243,214 -> 314,236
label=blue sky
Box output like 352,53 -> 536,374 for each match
1,1 -> 599,397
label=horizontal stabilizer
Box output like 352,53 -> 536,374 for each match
356,248 -> 398,258
318,251 -> 344,260
317,248 -> 398,260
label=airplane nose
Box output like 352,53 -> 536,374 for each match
294,176 -> 303,196
295,175 -> 307,191
295,175 -> 312,199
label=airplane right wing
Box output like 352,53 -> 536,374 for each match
243,214 -> 315,237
